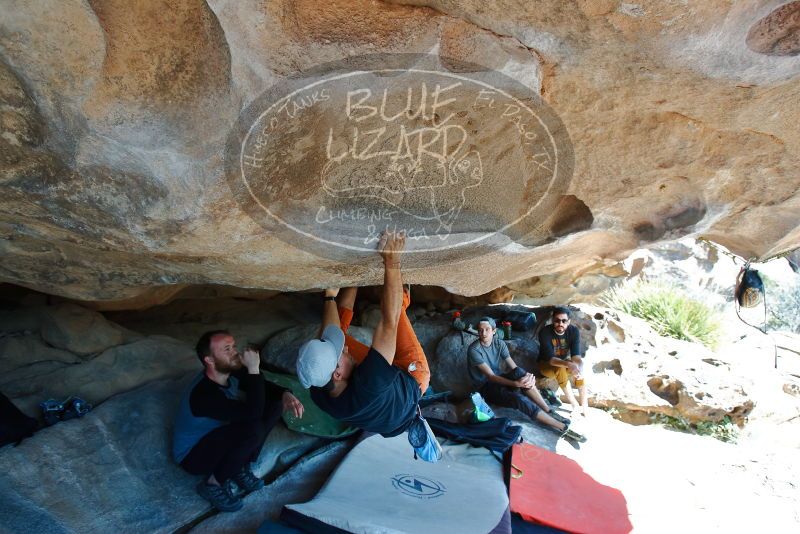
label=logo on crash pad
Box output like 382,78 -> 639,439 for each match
227,53 -> 573,262
391,474 -> 446,499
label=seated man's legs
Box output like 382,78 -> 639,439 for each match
571,355 -> 589,415
504,367 -> 553,413
261,393 -> 284,436
539,361 -> 582,408
182,400 -> 282,485
480,382 -> 565,432
538,361 -> 570,391
181,419 -> 268,485
391,288 -> 430,393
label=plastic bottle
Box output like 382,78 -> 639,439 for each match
452,311 -> 466,331
501,321 -> 512,340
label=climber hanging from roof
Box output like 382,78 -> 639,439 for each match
296,230 -> 439,460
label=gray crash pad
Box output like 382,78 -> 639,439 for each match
285,433 -> 508,533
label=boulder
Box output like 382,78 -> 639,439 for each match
0,360 -> 73,392
409,314 -> 452,370
0,307 -> 44,334
0,376 -> 203,534
0,334 -> 81,375
0,374 -> 343,533
432,330 -> 481,398
455,304 -> 522,331
410,285 -> 515,311
409,305 -> 428,320
578,305 -> 756,426
409,286 -> 454,311
108,293 -> 323,348
4,335 -> 198,417
357,304 -> 383,331
505,334 -> 540,374
251,422 -> 327,481
39,303 -> 140,357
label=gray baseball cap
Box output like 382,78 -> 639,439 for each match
478,317 -> 497,328
296,325 -> 346,388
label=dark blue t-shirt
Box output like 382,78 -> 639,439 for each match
310,347 -> 421,437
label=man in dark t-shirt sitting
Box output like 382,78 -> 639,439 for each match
173,331 -> 305,512
296,231 -> 429,440
538,306 -> 589,416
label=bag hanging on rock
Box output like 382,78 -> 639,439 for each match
735,266 -> 764,308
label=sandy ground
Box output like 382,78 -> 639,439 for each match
552,408 -> 800,533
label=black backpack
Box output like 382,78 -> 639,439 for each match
735,266 -> 764,308
426,416 -> 523,453
0,391 -> 38,447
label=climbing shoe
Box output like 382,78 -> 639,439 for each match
231,468 -> 264,494
196,481 -> 243,512
61,397 -> 92,420
39,399 -> 65,427
560,425 -> 588,444
548,410 -> 571,427
39,396 -> 93,426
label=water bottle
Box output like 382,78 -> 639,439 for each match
501,321 -> 512,340
452,311 -> 466,331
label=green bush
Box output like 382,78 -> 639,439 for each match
652,413 -> 739,443
601,281 -> 721,349
695,416 -> 739,443
651,413 -> 692,432
763,274 -> 800,333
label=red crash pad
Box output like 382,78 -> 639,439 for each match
509,443 -> 633,534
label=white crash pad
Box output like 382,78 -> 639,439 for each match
285,433 -> 508,533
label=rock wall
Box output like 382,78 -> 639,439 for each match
0,0 -> 798,303
0,302 -> 197,416
0,374 -> 343,533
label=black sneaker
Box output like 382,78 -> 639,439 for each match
232,468 -> 264,494
547,410 -> 571,427
196,481 -> 243,512
541,388 -> 562,407
561,425 -> 588,443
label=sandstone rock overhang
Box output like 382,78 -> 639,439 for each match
0,0 -> 798,303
